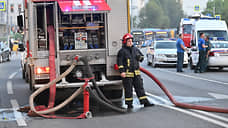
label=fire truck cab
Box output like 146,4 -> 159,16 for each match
20,0 -> 129,102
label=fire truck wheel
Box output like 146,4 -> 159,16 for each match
190,58 -> 195,70
29,67 -> 35,91
22,68 -> 25,79
25,71 -> 29,83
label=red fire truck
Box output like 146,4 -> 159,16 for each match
19,0 -> 130,103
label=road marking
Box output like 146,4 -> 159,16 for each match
159,104 -> 228,128
208,92 -> 228,100
133,92 -> 160,105
9,72 -> 18,80
146,92 -> 228,127
145,92 -> 172,105
192,110 -> 228,123
157,68 -> 228,86
10,99 -> 27,127
7,81 -> 14,94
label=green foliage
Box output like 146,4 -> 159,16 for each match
222,0 -> 228,23
203,0 -> 228,23
203,0 -> 224,16
137,0 -> 183,28
10,33 -> 23,41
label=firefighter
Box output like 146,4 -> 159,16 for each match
117,33 -> 154,109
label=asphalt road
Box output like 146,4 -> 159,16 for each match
0,51 -> 228,128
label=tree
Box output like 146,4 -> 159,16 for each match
203,0 -> 224,16
137,0 -> 169,28
222,0 -> 228,23
160,0 -> 183,28
203,0 -> 228,23
137,0 -> 183,28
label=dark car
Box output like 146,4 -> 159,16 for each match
18,41 -> 25,51
0,42 -> 10,63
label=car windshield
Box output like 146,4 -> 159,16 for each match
155,42 -> 176,49
212,43 -> 228,48
132,31 -> 144,42
183,24 -> 192,34
197,30 -> 228,41
155,32 -> 169,38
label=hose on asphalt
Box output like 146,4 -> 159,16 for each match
81,57 -> 114,105
29,60 -> 84,115
140,67 -> 228,113
29,56 -> 127,117
87,86 -> 127,113
80,57 -> 127,113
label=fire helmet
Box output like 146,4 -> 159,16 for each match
122,33 -> 133,44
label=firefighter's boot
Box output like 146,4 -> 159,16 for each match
140,99 -> 154,107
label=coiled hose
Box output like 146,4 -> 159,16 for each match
29,60 -> 83,115
29,56 -> 127,117
140,67 -> 228,113
80,57 -> 127,113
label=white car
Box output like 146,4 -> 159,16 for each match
208,41 -> 228,70
190,41 -> 228,70
147,40 -> 188,67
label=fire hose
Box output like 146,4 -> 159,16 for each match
140,67 -> 228,113
29,58 -> 83,116
80,57 -> 127,113
28,56 -> 127,119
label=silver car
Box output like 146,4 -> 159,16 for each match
0,42 -> 10,63
147,40 -> 188,67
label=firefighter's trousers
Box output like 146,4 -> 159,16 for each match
122,75 -> 147,105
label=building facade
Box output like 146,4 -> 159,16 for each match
182,0 -> 209,16
0,0 -> 24,29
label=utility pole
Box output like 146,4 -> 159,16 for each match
213,1 -> 215,16
6,0 -> 8,25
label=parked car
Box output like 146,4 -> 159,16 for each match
147,40 -> 188,67
207,41 -> 228,70
0,42 -> 10,63
190,41 -> 228,70
18,41 -> 25,51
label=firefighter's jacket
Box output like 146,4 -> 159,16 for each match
117,46 -> 144,77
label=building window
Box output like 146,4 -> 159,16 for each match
10,4 -> 14,12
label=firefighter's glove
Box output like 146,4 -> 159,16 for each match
136,55 -> 144,62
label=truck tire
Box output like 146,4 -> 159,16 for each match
0,55 -> 3,63
190,58 -> 195,70
25,71 -> 29,83
29,67 -> 35,91
22,68 -> 25,79
147,54 -> 152,65
183,64 -> 188,68
7,54 -> 10,61
218,67 -> 224,71
152,59 -> 157,68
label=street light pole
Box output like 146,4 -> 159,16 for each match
213,1 -> 215,16
6,0 -> 8,25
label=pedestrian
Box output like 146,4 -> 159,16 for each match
117,33 -> 154,109
203,36 -> 212,72
176,33 -> 186,72
194,33 -> 207,73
